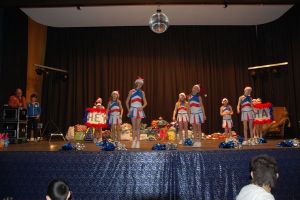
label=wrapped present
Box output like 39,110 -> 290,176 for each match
121,123 -> 132,132
151,120 -> 158,129
158,129 -> 167,140
74,131 -> 85,141
167,130 -> 176,141
84,127 -> 94,141
140,133 -> 148,141
74,124 -> 87,132
66,126 -> 75,140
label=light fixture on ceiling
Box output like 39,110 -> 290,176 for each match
149,7 -> 169,34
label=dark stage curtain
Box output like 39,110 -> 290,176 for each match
0,149 -> 300,199
256,5 -> 300,137
42,5 -> 300,136
43,26 -> 257,134
0,8 -> 28,106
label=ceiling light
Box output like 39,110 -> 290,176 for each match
149,8 -> 169,34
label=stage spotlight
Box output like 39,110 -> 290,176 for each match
35,68 -> 43,75
250,70 -> 256,77
62,73 -> 69,81
149,8 -> 169,34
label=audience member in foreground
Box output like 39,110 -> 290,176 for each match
46,179 -> 72,200
236,154 -> 279,200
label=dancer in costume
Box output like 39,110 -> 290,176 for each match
126,77 -> 147,148
188,84 -> 206,147
252,98 -> 259,139
93,97 -> 106,141
220,98 -> 233,139
107,91 -> 123,141
253,98 -> 273,139
172,93 -> 189,145
237,86 -> 254,145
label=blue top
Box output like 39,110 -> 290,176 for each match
189,94 -> 200,103
130,89 -> 143,99
27,102 -> 41,117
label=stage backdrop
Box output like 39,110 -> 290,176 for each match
42,5 -> 300,136
42,26 -> 257,134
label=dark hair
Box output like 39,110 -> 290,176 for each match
250,155 -> 278,188
47,179 -> 70,200
30,93 -> 38,99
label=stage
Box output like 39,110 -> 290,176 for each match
0,139 -> 300,199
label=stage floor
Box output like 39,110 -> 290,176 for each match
4,139 -> 285,152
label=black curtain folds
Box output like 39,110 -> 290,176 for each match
42,5 -> 300,136
0,8 -> 28,106
43,26 -> 257,134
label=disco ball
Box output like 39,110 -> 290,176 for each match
149,9 -> 169,34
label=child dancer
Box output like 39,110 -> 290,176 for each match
93,97 -> 106,141
253,98 -> 264,139
27,94 -> 41,142
172,93 -> 189,145
237,86 -> 254,145
220,98 -> 233,139
107,91 -> 123,141
188,84 -> 206,147
126,77 -> 147,148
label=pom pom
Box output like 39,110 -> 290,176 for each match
113,141 -> 127,151
165,142 -> 177,150
237,136 -> 244,144
96,140 -> 115,151
278,139 -> 299,147
152,143 -> 166,150
184,138 -> 194,146
61,142 -> 74,151
74,142 -> 85,151
257,138 -> 267,144
219,138 -> 240,148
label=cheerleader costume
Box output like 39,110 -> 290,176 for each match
222,105 -> 233,128
189,94 -> 204,124
108,100 -> 122,125
177,101 -> 189,123
128,89 -> 145,119
240,95 -> 254,121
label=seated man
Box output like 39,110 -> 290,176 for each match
236,154 -> 279,200
8,88 -> 27,109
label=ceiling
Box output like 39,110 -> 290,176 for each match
1,0 -> 297,7
21,5 -> 293,27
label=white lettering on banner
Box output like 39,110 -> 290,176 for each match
87,112 -> 106,124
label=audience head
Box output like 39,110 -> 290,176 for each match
250,154 -> 278,188
15,88 -> 23,98
46,179 -> 71,200
30,93 -> 38,102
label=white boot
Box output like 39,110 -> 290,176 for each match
193,141 -> 202,147
131,138 -> 136,148
136,140 -> 140,148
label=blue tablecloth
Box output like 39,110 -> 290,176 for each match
0,149 -> 299,199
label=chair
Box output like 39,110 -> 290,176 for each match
263,107 -> 290,138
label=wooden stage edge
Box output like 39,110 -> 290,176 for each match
1,139 -> 295,152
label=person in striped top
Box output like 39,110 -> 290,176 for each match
126,77 -> 148,148
172,92 -> 190,145
107,91 -> 123,141
220,98 -> 233,139
188,84 -> 206,147
237,86 -> 254,144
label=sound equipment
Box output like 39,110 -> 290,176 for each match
0,105 -> 27,143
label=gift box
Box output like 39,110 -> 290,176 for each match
74,131 -> 86,141
75,124 -> 87,132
